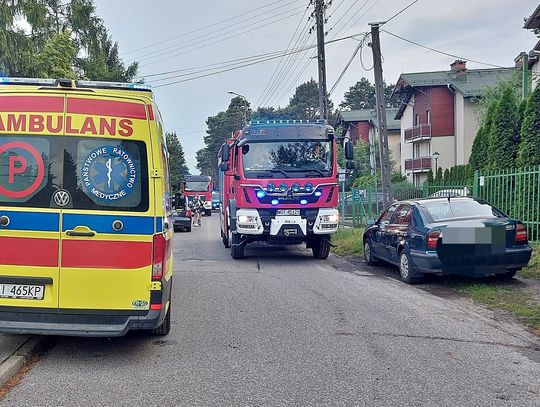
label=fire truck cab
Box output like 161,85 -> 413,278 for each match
218,120 -> 344,259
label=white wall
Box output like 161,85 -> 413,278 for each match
431,136 -> 455,171
462,98 -> 481,164
532,60 -> 540,90
400,96 -> 414,182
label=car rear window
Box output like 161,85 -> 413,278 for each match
0,135 -> 149,211
420,199 -> 504,222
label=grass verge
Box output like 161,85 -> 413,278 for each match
332,227 -> 365,257
520,243 -> 540,280
454,282 -> 540,331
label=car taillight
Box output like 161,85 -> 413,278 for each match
515,224 -> 527,244
186,208 -> 191,217
152,234 -> 166,280
426,230 -> 440,250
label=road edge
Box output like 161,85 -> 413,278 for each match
0,337 -> 45,387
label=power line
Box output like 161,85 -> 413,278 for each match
138,7 -> 307,68
122,0 -> 295,56
329,0 -> 372,40
329,33 -> 370,95
382,30 -> 508,68
385,0 -> 421,25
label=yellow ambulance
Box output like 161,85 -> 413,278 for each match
0,77 -> 173,336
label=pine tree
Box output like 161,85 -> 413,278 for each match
518,85 -> 540,166
488,86 -> 519,169
426,169 -> 434,183
166,132 -> 190,193
443,168 -> 450,184
435,167 -> 443,184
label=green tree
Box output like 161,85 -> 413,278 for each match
426,169 -> 434,183
435,167 -> 443,183
488,86 -> 519,169
36,31 -> 77,79
287,78 -> 334,120
166,132 -> 190,193
339,77 -> 399,110
518,85 -> 540,166
470,103 -> 495,171
443,168 -> 450,184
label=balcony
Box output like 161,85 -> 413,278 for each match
404,156 -> 432,173
405,124 -> 431,143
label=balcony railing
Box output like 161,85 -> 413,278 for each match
404,156 -> 432,172
405,124 -> 431,143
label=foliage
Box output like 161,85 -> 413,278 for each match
166,132 -> 190,193
0,0 -> 137,81
487,85 -> 519,169
287,78 -> 334,120
520,244 -> 540,280
518,84 -> 540,166
339,77 -> 399,110
331,227 -> 365,256
196,97 -> 250,181
426,169 -> 434,183
435,167 -> 443,183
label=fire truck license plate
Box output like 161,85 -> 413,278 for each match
0,284 -> 44,300
277,209 -> 300,216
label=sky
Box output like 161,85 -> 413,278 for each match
94,0 -> 539,173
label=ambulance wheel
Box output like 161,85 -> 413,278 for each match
312,236 -> 331,259
231,233 -> 245,259
152,304 -> 171,336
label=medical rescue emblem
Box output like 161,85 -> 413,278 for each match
81,145 -> 136,202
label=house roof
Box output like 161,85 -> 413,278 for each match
524,4 -> 540,29
393,67 -> 516,119
337,108 -> 400,131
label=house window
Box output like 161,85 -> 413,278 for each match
415,114 -> 420,126
414,144 -> 421,158
426,110 -> 431,124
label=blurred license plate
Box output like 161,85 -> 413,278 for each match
277,209 -> 300,216
0,284 -> 44,300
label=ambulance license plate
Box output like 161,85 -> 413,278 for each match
277,209 -> 300,216
0,284 -> 44,300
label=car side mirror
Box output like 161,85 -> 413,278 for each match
346,160 -> 355,170
344,141 -> 354,160
219,162 -> 229,172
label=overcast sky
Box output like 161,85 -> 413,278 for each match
94,0 -> 539,173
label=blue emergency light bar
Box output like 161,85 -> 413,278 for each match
249,119 -> 327,126
0,77 -> 58,86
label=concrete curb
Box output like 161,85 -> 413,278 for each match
0,337 -> 46,387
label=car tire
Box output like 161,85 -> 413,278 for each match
231,233 -> 245,259
186,226 -> 191,233
363,239 -> 379,266
151,303 -> 171,336
312,236 -> 331,259
205,210 -> 212,217
398,250 -> 423,284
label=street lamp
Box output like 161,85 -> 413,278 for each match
227,91 -> 248,125
432,151 -> 440,173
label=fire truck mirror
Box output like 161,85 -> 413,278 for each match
219,162 -> 229,172
221,144 -> 230,162
344,141 -> 354,160
346,161 -> 355,170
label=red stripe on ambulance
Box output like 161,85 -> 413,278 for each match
0,237 -> 59,267
67,98 -> 147,120
62,240 -> 152,269
0,96 -> 64,113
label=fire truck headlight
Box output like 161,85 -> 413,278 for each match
237,215 -> 258,224
304,182 -> 313,192
267,183 -> 276,193
279,183 -> 288,192
292,182 -> 300,192
256,190 -> 266,199
321,214 -> 339,223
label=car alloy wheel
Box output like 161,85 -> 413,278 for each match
364,242 -> 371,263
399,252 -> 409,280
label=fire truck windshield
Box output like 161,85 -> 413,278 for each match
242,140 -> 333,178
185,181 -> 210,192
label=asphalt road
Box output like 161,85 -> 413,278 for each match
2,215 -> 540,406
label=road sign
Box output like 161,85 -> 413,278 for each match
338,169 -> 346,183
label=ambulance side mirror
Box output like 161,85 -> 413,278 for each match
344,141 -> 354,161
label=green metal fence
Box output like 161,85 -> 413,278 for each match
339,165 -> 540,242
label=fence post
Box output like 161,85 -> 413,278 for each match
422,182 -> 428,198
473,170 -> 479,197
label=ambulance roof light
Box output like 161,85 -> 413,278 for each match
0,77 -> 58,86
76,80 -> 152,91
249,119 -> 327,126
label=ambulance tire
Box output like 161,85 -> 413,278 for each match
312,236 -> 331,259
231,233 -> 245,259
152,304 -> 171,336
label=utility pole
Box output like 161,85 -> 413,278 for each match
369,22 -> 393,208
520,52 -> 531,101
315,0 -> 328,121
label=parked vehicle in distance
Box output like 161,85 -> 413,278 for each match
212,191 -> 220,210
181,175 -> 213,216
429,187 -> 470,198
363,197 -> 532,284
172,207 -> 192,232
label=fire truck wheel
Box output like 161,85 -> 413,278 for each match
231,233 -> 245,259
312,236 -> 331,259
222,228 -> 231,248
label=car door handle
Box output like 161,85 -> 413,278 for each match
66,226 -> 96,237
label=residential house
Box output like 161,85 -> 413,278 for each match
393,60 -> 515,185
336,108 -> 401,172
523,4 -> 540,89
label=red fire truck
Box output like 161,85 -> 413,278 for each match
218,120 -> 354,259
181,175 -> 213,216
